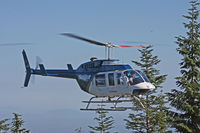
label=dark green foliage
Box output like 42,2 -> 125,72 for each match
125,45 -> 169,133
132,45 -> 167,88
125,111 -> 146,132
88,105 -> 114,133
125,93 -> 170,133
167,0 -> 200,132
0,118 -> 10,133
75,127 -> 82,133
0,113 -> 29,133
11,113 -> 29,133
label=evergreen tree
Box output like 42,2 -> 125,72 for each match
124,45 -> 169,133
75,127 -> 82,133
88,105 -> 114,133
11,113 -> 28,133
132,45 -> 166,88
167,0 -> 200,132
0,118 -> 10,133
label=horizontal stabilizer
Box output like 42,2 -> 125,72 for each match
39,64 -> 47,76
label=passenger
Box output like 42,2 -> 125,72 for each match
120,76 -> 124,85
122,74 -> 130,86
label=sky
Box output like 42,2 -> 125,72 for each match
0,0 -> 193,132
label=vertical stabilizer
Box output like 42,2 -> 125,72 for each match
22,50 -> 31,87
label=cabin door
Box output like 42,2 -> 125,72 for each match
107,72 -> 118,94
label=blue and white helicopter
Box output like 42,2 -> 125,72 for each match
22,33 -> 155,111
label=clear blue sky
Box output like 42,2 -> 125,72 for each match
0,0 -> 193,132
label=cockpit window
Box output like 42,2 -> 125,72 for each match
136,70 -> 150,83
124,70 -> 145,85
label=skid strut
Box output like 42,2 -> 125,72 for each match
80,96 -> 145,111
85,96 -> 96,109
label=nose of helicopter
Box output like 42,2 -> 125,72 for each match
146,82 -> 155,91
132,82 -> 155,96
134,82 -> 155,91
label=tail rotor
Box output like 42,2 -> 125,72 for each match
35,56 -> 43,70
22,50 -> 32,87
31,56 -> 43,84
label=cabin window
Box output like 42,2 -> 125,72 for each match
116,73 -> 122,85
108,73 -> 115,86
95,74 -> 106,87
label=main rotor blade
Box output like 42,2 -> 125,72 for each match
117,45 -> 146,48
61,33 -> 109,47
0,43 -> 31,46
61,33 -> 146,48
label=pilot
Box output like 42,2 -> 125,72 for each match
129,73 -> 135,85
125,73 -> 132,86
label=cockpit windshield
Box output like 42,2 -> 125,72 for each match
136,70 -> 150,83
123,70 -> 149,85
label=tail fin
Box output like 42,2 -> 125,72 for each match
22,50 -> 31,87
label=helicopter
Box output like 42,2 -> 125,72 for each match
22,33 -> 155,111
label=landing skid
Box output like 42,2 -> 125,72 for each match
80,96 -> 144,111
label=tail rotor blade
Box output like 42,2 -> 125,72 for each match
31,74 -> 35,85
35,56 -> 43,69
32,56 -> 43,85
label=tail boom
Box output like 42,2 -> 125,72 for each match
22,50 -> 77,87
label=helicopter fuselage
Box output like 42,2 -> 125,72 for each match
23,50 -> 155,97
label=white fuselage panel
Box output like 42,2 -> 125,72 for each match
88,70 -> 154,97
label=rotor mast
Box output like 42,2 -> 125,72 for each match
107,44 -> 112,60
108,47 -> 111,60
106,44 -> 115,60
